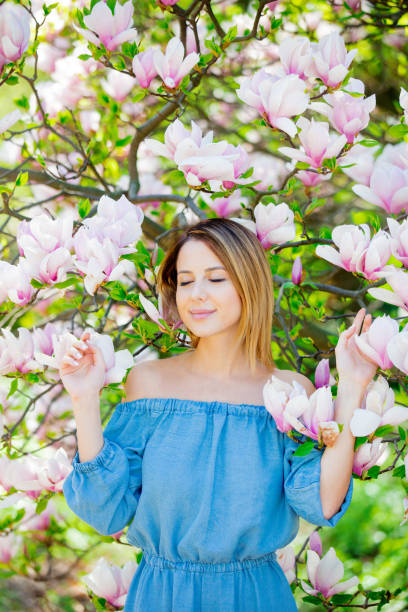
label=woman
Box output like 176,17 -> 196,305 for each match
61,218 -> 377,611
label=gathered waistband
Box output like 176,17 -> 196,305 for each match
142,550 -> 277,574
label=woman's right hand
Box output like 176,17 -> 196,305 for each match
59,332 -> 106,402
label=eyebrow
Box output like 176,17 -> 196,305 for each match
177,266 -> 226,275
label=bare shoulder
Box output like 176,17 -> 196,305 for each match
274,368 -> 316,397
124,353 -> 187,401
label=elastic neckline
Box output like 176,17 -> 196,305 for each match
119,397 -> 265,410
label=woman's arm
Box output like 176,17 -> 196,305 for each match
320,379 -> 365,519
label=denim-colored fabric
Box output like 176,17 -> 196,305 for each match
63,398 -> 353,611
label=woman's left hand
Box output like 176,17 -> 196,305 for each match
335,307 -> 378,389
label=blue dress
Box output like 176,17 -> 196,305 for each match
62,397 -> 353,611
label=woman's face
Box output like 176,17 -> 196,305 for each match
175,239 -> 242,339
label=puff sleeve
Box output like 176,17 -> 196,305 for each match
62,403 -> 156,536
283,434 -> 353,527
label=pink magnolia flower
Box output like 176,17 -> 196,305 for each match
0,533 -> 22,563
315,223 -> 371,274
380,142 -> 408,170
19,498 -> 60,532
279,117 -> 347,169
401,497 -> 408,526
354,315 -> 399,370
302,548 -> 359,598
353,162 -> 408,214
222,144 -> 251,189
35,448 -> 72,493
236,68 -> 271,114
258,74 -> 309,137
158,0 -> 180,5
291,255 -> 302,284
75,0 -> 138,51
101,69 -> 137,101
368,266 -> 408,312
35,329 -> 133,385
153,37 -> 199,90
0,454 -> 43,499
79,109 -> 101,134
276,546 -> 296,584
83,558 -> 138,608
350,375 -> 408,436
386,325 -> 408,375
202,191 -> 244,217
306,32 -> 357,88
0,261 -> 34,306
253,202 -> 296,248
313,79 -> 375,144
314,359 -> 336,388
0,109 -> 21,134
278,36 -> 312,80
17,211 -> 73,257
139,294 -> 167,332
0,328 -> 42,375
352,439 -> 389,477
297,170 -> 328,187
387,217 -> 408,267
145,117 -> 196,159
0,4 -> 31,71
400,87 -> 408,123
132,48 -> 157,88
20,248 -> 74,285
32,323 -> 57,357
354,230 -> 391,281
309,531 -> 322,557
83,194 -> 144,253
263,375 -> 309,433
339,143 -> 377,186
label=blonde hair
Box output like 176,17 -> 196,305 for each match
156,218 -> 275,374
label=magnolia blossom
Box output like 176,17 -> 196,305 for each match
276,546 -> 296,584
368,267 -> 408,312
309,531 -> 322,557
312,79 -> 376,144
153,37 -> 199,90
386,325 -> 408,375
33,448 -> 72,493
350,375 -> 408,437
301,548 -> 359,597
83,558 -> 138,608
315,223 -> 371,274
0,261 -> 34,306
340,143 -> 377,186
82,194 -> 144,253
352,439 -> 389,477
146,119 -> 247,191
306,32 -> 357,88
353,162 -> 408,214
20,248 -> 74,285
400,87 -> 408,123
0,454 -> 43,499
253,202 -> 296,248
158,0 -> 180,5
202,191 -> 244,217
237,71 -> 309,138
0,328 -> 43,375
263,375 -> 339,446
101,69 -> 137,101
354,315 -> 399,370
0,109 -> 21,134
387,217 -> 408,267
139,293 -> 166,331
314,359 -> 336,388
278,36 -> 312,80
17,211 -> 73,257
0,3 -> 31,71
0,533 -> 23,564
291,256 -> 302,284
133,49 -> 157,88
401,497 -> 408,527
75,0 -> 138,51
35,329 -> 133,385
354,230 -> 391,281
279,117 -> 347,169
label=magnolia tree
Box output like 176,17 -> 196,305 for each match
0,0 -> 407,609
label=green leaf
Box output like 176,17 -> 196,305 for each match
302,595 -> 322,604
78,198 -> 91,219
388,124 -> 408,139
366,465 -> 380,479
30,279 -> 44,289
330,594 -> 354,604
354,436 -> 368,450
295,161 -> 310,170
78,54 -> 92,60
54,277 -> 78,289
35,496 -> 49,515
373,424 -> 394,437
16,171 -> 28,186
115,135 -> 133,147
392,464 -> 406,478
6,76 -> 19,86
7,379 -> 18,399
293,440 -> 315,456
358,139 -> 379,147
398,425 -> 406,441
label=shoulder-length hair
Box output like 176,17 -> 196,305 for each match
156,218 -> 275,374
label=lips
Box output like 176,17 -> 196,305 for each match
190,310 -> 215,314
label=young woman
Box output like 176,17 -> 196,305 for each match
61,218 -> 377,611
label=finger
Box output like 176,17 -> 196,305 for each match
63,356 -> 79,367
70,347 -> 83,359
75,340 -> 88,350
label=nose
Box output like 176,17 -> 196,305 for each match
191,278 -> 207,300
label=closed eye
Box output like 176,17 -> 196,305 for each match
179,279 -> 226,286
